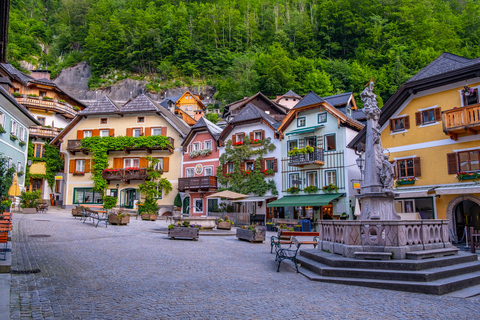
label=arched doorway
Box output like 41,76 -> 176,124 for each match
182,197 -> 190,215
453,200 -> 480,243
120,188 -> 139,209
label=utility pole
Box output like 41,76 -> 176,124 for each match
0,0 -> 10,63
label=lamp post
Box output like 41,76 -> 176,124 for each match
356,155 -> 364,180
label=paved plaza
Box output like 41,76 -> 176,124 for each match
8,209 -> 480,319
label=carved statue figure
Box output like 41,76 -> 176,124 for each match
361,80 -> 381,121
380,154 -> 394,194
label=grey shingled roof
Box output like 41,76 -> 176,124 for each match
121,94 -> 160,113
230,103 -> 278,126
408,53 -> 480,82
293,91 -> 324,109
0,84 -> 40,125
79,96 -> 119,115
0,76 -> 13,87
323,92 -> 352,107
191,117 -> 223,140
283,90 -> 301,98
0,63 -> 32,83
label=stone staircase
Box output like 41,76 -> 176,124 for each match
296,249 -> 480,295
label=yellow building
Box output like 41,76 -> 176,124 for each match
349,53 -> 480,242
160,90 -> 206,126
51,94 -> 190,213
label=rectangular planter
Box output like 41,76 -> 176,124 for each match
236,228 -> 266,243
459,175 -> 478,181
141,213 -> 157,221
168,227 -> 199,240
396,180 -> 415,185
108,215 -> 130,225
22,208 -> 37,214
217,221 -> 232,230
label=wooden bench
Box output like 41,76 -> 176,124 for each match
270,230 -> 319,253
81,208 -> 108,228
275,236 -> 302,272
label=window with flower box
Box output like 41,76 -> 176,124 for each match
232,132 -> 245,146
325,170 -> 336,186
306,171 -> 318,187
395,157 -> 421,178
124,158 -> 140,168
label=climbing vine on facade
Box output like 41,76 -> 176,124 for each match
25,141 -> 63,191
216,137 -> 278,196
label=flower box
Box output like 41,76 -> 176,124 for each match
73,171 -> 85,176
168,227 -> 199,240
396,180 -> 415,185
108,214 -> 130,225
217,221 -> 232,230
141,213 -> 157,221
19,141 -> 26,147
236,228 -> 266,243
10,135 -> 17,141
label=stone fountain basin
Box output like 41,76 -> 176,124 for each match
172,216 -> 217,230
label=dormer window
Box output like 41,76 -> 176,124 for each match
347,107 -> 352,116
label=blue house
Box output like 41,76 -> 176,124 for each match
0,78 -> 39,189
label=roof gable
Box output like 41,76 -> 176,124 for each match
182,117 -> 223,148
120,94 -> 160,112
224,92 -> 288,117
408,53 -> 480,82
293,91 -> 324,109
230,103 -> 278,126
79,96 -> 119,115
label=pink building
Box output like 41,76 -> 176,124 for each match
179,118 -> 222,216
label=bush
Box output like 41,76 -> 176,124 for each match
102,196 -> 117,210
19,190 -> 41,208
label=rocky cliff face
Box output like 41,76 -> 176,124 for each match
54,62 -> 216,106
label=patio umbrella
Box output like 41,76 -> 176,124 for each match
8,173 -> 21,197
206,190 -> 248,199
354,197 -> 361,217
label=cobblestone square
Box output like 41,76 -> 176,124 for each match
9,209 -> 480,319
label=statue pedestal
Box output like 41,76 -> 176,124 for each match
357,193 -> 400,221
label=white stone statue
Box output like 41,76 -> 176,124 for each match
380,154 -> 394,194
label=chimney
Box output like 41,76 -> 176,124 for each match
30,69 -> 51,80
276,95 -> 281,99
194,110 -> 204,121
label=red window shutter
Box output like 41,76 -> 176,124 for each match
145,127 -> 151,137
232,135 -> 237,144
447,153 -> 457,175
113,158 -> 123,169
249,132 -> 254,141
434,108 -> 441,122
139,157 -> 148,168
389,161 -> 396,179
69,160 -> 75,173
161,127 -> 167,136
404,116 -> 410,129
240,161 -> 245,173
389,119 -> 394,132
85,159 -> 91,173
126,128 -> 133,137
93,129 -> 100,137
77,130 -> 84,139
273,158 -> 278,172
109,129 -> 114,137
163,157 -> 169,172
413,157 -> 421,177
261,130 -> 265,140
415,112 -> 422,126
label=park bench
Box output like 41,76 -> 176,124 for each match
270,230 -> 319,253
275,236 -> 303,272
81,208 -> 108,228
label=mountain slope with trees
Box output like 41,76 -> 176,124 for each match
7,0 -> 480,106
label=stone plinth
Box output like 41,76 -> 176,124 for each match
317,219 -> 451,259
173,216 -> 217,230
356,193 -> 400,220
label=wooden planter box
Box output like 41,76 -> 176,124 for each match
458,175 -> 478,181
396,180 -> 415,185
236,228 -> 266,243
108,215 -> 130,225
168,227 -> 199,240
217,221 -> 232,230
141,213 -> 157,221
22,208 -> 37,214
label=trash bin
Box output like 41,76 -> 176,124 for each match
301,219 -> 311,232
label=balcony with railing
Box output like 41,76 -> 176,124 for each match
67,140 -> 88,155
442,104 -> 480,140
29,126 -> 60,139
15,95 -> 79,118
68,137 -> 175,155
288,147 -> 325,167
102,168 -> 148,182
178,176 -> 218,192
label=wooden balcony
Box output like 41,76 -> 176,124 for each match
29,126 -> 59,139
67,139 -> 88,155
124,137 -> 175,154
442,104 -> 480,140
15,96 -> 78,118
102,168 -> 148,183
288,148 -> 325,167
178,176 -> 218,192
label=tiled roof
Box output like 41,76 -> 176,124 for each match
120,94 -> 160,112
293,91 -> 324,109
191,117 -> 223,140
0,76 -> 12,87
323,92 -> 352,107
230,103 -> 278,126
408,53 -> 480,82
0,63 -> 32,83
79,96 -> 119,115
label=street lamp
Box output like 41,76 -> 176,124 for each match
356,155 -> 364,172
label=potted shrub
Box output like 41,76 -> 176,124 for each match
217,216 -> 234,230
173,193 -> 182,212
108,210 -> 130,225
236,224 -> 266,243
286,186 -> 300,194
168,220 -> 200,240
19,190 -> 41,214
322,184 -> 338,193
304,185 -> 319,194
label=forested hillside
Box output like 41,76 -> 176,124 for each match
7,0 -> 480,106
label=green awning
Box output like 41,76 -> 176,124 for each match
285,125 -> 324,136
267,193 -> 343,207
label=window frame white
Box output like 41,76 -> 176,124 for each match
186,167 -> 194,177
204,166 -> 213,176
124,158 -> 140,168
76,159 -> 85,173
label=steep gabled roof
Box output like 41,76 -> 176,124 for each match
323,92 -> 354,108
181,117 -> 223,149
293,91 -> 324,109
229,103 -> 277,126
348,52 -> 480,151
223,92 -> 289,118
121,94 -> 160,113
79,96 -> 119,115
282,90 -> 301,98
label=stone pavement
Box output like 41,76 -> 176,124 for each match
9,209 -> 480,319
